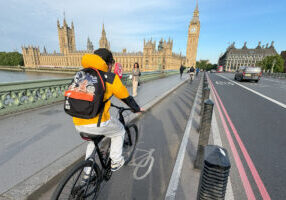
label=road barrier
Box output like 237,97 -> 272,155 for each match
200,87 -> 210,116
197,145 -> 231,200
0,70 -> 179,116
203,73 -> 208,88
263,72 -> 286,79
195,99 -> 214,169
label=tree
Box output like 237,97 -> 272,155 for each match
0,52 -> 24,66
257,55 -> 284,73
196,60 -> 217,71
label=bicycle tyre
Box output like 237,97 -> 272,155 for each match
52,160 -> 101,200
123,124 -> 138,164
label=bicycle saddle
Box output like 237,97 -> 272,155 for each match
79,132 -> 105,144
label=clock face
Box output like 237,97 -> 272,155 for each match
191,27 -> 196,33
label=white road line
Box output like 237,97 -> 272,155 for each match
211,108 -> 234,200
218,74 -> 286,109
165,78 -> 201,200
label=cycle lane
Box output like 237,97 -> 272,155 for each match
36,75 -> 200,199
95,76 -> 200,200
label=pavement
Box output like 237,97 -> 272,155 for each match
0,73 -> 191,199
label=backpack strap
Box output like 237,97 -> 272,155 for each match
97,95 -> 113,127
92,68 -> 105,91
86,67 -> 106,127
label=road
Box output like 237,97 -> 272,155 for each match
208,73 -> 286,200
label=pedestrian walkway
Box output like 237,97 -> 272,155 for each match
0,73 -> 188,195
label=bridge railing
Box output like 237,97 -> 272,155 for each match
262,72 -> 286,79
0,70 -> 178,116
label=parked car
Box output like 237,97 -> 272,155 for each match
210,69 -> 216,73
234,66 -> 262,82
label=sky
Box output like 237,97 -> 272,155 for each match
0,0 -> 285,63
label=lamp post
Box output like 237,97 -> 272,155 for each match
271,58 -> 276,73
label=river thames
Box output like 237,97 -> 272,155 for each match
0,70 -> 73,83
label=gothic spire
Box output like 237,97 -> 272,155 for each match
87,36 -> 94,51
191,0 -> 199,23
195,0 -> 198,12
63,12 -> 67,26
102,23 -> 106,36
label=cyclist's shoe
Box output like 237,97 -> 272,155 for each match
111,158 -> 125,171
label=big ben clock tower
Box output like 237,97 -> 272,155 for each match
186,0 -> 200,67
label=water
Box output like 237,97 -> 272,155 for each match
0,70 -> 73,83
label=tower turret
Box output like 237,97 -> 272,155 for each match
99,24 -> 110,50
57,17 -> 76,54
87,37 -> 94,51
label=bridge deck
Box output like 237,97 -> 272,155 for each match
0,73 -> 187,195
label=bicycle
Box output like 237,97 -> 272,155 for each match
52,104 -> 138,200
189,72 -> 195,83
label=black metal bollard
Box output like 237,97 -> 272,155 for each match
195,99 -> 214,169
203,78 -> 208,88
200,87 -> 210,116
197,145 -> 231,200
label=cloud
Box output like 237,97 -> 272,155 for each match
0,0 -> 196,54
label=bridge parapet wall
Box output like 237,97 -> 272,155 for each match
0,70 -> 178,116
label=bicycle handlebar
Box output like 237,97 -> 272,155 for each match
111,103 -> 132,111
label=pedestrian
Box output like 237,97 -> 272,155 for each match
180,65 -> 186,79
196,67 -> 200,76
132,62 -> 141,97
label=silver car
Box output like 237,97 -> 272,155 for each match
234,66 -> 262,82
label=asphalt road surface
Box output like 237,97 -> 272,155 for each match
39,77 -> 201,199
208,73 -> 286,200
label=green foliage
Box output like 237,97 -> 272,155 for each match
0,52 -> 24,66
196,60 -> 217,71
257,55 -> 284,73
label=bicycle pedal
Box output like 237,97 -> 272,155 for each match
103,168 -> 112,181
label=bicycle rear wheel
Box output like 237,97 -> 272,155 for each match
123,124 -> 138,164
52,160 -> 101,200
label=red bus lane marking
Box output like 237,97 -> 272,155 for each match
208,74 -> 271,200
207,76 -> 256,200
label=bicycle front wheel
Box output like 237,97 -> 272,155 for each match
52,160 -> 101,200
123,124 -> 138,164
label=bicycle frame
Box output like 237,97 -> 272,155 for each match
85,106 -> 131,171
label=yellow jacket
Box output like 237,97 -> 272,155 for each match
73,54 -> 130,126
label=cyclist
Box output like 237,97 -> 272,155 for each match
73,48 -> 143,172
189,66 -> 195,81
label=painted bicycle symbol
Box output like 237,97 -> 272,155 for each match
128,148 -> 155,180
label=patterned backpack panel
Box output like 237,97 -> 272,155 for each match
64,68 -> 106,120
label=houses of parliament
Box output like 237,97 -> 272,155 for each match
22,2 -> 200,72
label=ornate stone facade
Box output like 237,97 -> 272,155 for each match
22,4 -> 200,72
186,0 -> 200,67
218,41 -> 278,71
